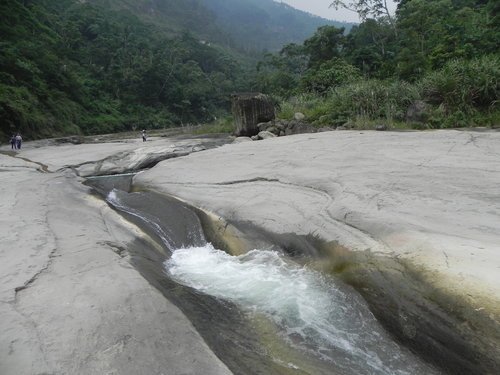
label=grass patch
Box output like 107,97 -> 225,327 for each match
276,56 -> 499,129
192,116 -> 235,135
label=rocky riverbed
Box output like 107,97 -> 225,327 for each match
1,130 -> 499,374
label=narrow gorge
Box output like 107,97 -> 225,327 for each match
1,130 -> 499,374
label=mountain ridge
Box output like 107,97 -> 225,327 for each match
201,0 -> 354,51
89,0 -> 354,52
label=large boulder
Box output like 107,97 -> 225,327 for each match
231,93 -> 275,137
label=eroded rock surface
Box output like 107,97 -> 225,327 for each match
17,135 -> 231,176
231,93 -> 275,136
2,129 -> 499,374
0,146 -> 232,375
134,129 -> 500,374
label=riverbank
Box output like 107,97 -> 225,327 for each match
135,129 -> 500,374
1,129 -> 499,374
0,137 -> 232,375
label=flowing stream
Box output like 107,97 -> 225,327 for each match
87,175 -> 441,375
166,245 -> 437,375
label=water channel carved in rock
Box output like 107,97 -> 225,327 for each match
84,174 -> 497,375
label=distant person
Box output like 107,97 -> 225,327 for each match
15,134 -> 22,149
141,130 -> 147,142
10,135 -> 16,150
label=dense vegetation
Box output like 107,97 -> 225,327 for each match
0,0 -> 349,140
256,0 -> 499,129
1,0 -> 498,141
0,0 -> 234,139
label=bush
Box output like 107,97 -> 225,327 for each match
326,79 -> 420,122
277,94 -> 330,120
300,58 -> 361,94
276,57 -> 499,129
192,115 -> 235,134
420,55 -> 500,113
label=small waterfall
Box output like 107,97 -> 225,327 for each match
82,177 -> 440,375
106,189 -> 205,250
166,244 -> 439,375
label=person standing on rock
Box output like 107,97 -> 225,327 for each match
141,129 -> 147,142
10,134 -> 17,149
15,133 -> 22,149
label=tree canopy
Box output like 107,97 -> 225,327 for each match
1,0 -> 498,139
255,0 -> 499,128
0,0 -> 249,139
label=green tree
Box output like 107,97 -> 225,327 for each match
330,0 -> 398,28
300,58 -> 361,93
344,18 -> 396,77
303,26 -> 346,67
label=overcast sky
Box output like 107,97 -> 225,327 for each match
279,0 -> 398,23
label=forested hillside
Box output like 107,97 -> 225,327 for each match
256,0 -> 499,129
88,0 -> 353,52
201,0 -> 354,52
1,0 -> 498,140
0,0 -> 345,140
0,0 -> 246,140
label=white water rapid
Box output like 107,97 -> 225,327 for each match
165,244 -> 439,375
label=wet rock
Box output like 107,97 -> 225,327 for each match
251,135 -> 259,141
0,153 -> 233,375
136,130 -> 500,375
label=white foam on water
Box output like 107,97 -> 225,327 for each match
165,244 -> 438,375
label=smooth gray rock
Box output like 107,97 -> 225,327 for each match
258,131 -> 277,140
135,130 -> 500,324
135,130 -> 500,374
0,152 -> 232,375
233,136 -> 253,143
5,130 -> 499,375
